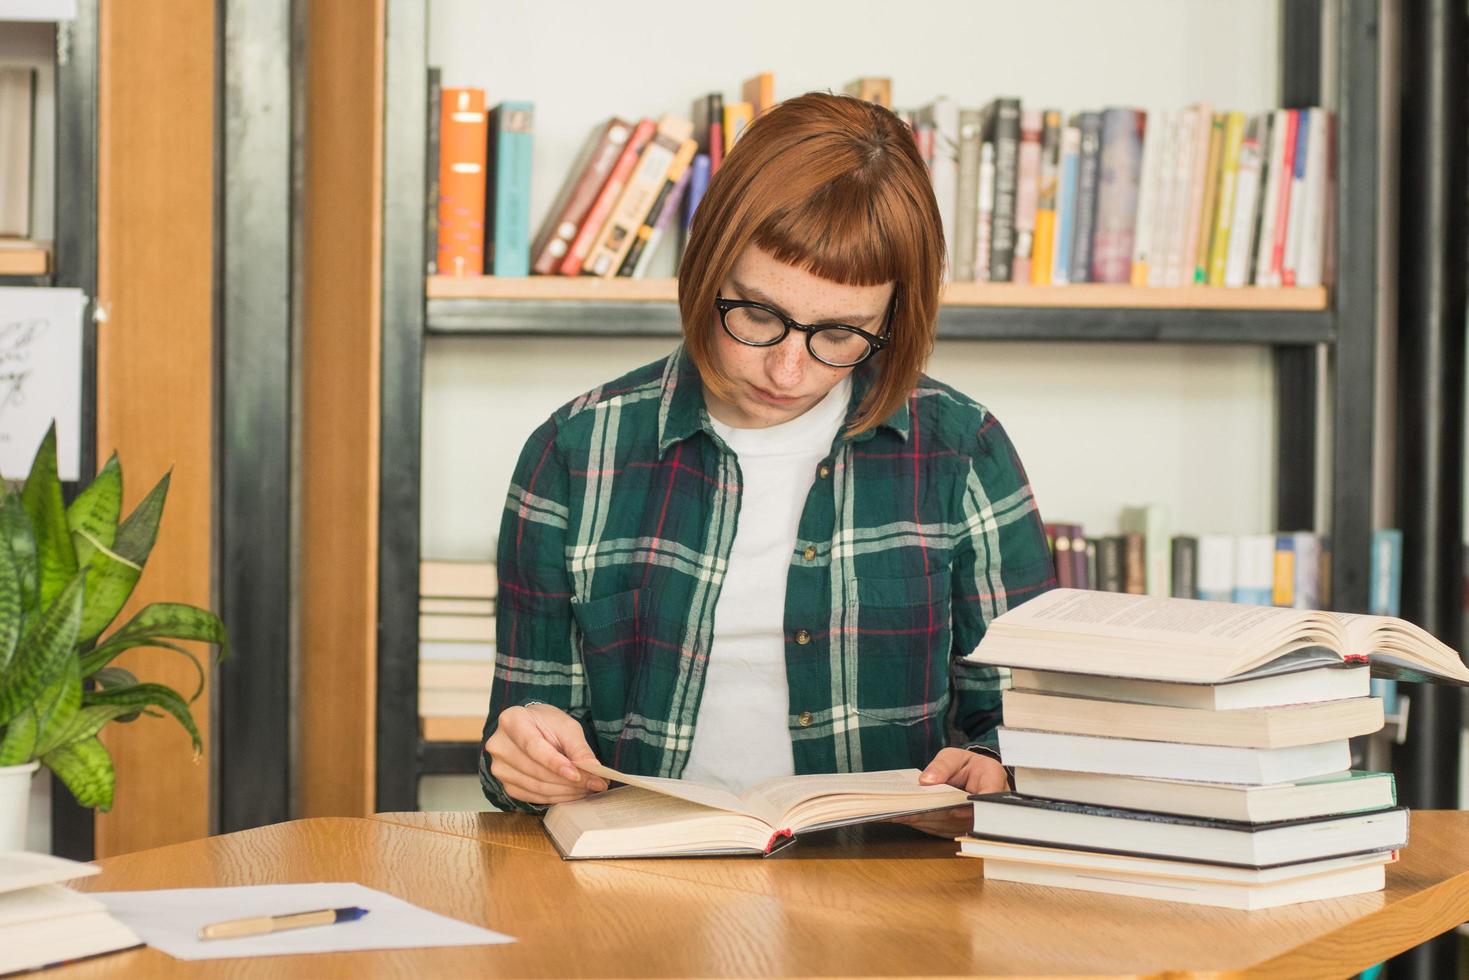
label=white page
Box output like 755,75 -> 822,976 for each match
91,882 -> 514,960
578,760 -> 751,817
0,287 -> 84,480
0,850 -> 98,894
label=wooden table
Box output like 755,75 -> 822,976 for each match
56,810 -> 1469,978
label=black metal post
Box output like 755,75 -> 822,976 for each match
1390,0 -> 1467,975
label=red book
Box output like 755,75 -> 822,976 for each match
530,118 -> 633,276
436,87 -> 488,277
1268,109 -> 1299,287
559,118 -> 656,276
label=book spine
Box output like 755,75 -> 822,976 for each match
708,93 -> 725,174
975,140 -> 997,281
1049,524 -> 1074,589
1052,120 -> 1080,285
954,108 -> 983,283
1268,109 -> 1301,286
920,98 -> 960,281
1295,109 -> 1330,288
1281,110 -> 1312,286
1157,111 -> 1193,286
532,118 -> 632,276
1370,529 -> 1404,714
585,120 -> 690,277
436,87 -> 488,277
989,98 -> 1022,283
1067,110 -> 1102,283
633,163 -> 692,278
1122,532 -> 1146,595
617,138 -> 697,277
1091,108 -> 1145,284
1170,536 -> 1198,598
1206,110 -> 1245,286
487,102 -> 534,277
742,72 -> 775,116
1177,104 -> 1213,286
1272,534 -> 1297,607
1129,109 -> 1161,286
844,77 -> 892,107
1032,110 -> 1062,284
1253,110 -> 1289,286
723,101 -> 754,149
1223,116 -> 1265,287
1292,532 -> 1321,609
559,118 -> 656,276
1096,536 -> 1125,592
1069,526 -> 1089,590
1083,538 -> 1098,591
1192,112 -> 1226,284
1196,534 -> 1236,601
1234,534 -> 1276,605
1012,109 -> 1043,283
424,67 -> 441,276
682,152 -> 711,238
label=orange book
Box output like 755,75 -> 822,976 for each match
560,118 -> 656,276
842,77 -> 891,107
436,88 -> 489,277
1031,110 -> 1062,284
742,72 -> 775,116
723,101 -> 754,150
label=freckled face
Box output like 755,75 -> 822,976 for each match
703,245 -> 894,429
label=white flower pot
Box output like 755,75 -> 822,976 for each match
0,761 -> 39,852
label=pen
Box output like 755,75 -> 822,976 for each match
197,905 -> 369,941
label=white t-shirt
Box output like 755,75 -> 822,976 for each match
681,376 -> 852,795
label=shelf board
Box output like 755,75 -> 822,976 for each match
425,276 -> 1334,345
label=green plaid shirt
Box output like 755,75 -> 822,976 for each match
480,346 -> 1054,812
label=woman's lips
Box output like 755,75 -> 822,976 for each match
752,385 -> 802,406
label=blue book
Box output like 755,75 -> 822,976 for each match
486,101 -> 534,276
682,153 -> 711,233
1369,529 -> 1403,715
1052,119 -> 1080,284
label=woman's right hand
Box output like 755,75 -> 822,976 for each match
485,703 -> 610,805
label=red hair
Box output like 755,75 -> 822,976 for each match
677,92 -> 945,433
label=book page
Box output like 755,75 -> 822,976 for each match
577,761 -> 752,817
547,786 -> 735,834
743,770 -> 967,830
1337,613 -> 1469,684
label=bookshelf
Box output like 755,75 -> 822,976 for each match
0,0 -> 98,858
375,0 -> 1381,812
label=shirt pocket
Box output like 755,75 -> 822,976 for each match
570,588 -> 644,726
849,569 -> 954,720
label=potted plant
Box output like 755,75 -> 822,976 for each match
0,425 -> 228,851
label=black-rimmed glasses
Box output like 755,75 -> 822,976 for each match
714,292 -> 894,368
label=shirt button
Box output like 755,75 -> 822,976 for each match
817,464 -> 831,479
798,711 -> 814,727
795,629 -> 811,645
802,545 -> 816,561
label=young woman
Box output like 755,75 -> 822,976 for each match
482,92 -> 1055,838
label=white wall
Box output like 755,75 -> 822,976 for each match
422,0 -> 1283,561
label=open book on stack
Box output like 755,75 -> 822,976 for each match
0,851 -> 142,975
543,762 -> 968,859
956,589 -> 1439,909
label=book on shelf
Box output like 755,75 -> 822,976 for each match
987,97 -> 1022,283
0,851 -> 143,975
967,587 -> 1469,686
968,792 -> 1407,870
1294,107 -> 1330,288
1091,107 -> 1144,284
1370,529 -> 1404,714
680,152 -> 711,238
1170,534 -> 1197,598
842,76 -> 891,108
627,161 -> 692,278
1280,109 -> 1312,286
1191,112 -> 1226,284
1128,107 -> 1163,286
1232,533 -> 1275,604
615,134 -> 697,278
530,117 -> 633,276
436,87 -> 488,277
543,763 -> 968,859
486,101 -> 535,277
722,101 -> 753,149
691,92 -> 723,174
584,115 -> 694,278
424,67 -> 441,276
419,688 -> 492,718
1065,110 -> 1102,283
1119,503 -> 1169,597
1000,688 -> 1382,749
1205,110 -> 1245,286
1010,108 -> 1041,284
1223,114 -> 1266,287
420,559 -> 496,598
1010,662 -> 1370,711
0,66 -> 36,239
421,715 -> 484,742
913,97 -> 959,281
0,238 -> 47,275
420,660 -> 494,688
419,613 -> 495,643
1010,768 -> 1397,824
560,117 -> 656,276
420,596 -> 494,616
419,640 -> 495,662
974,122 -> 997,281
741,72 -> 774,117
953,108 -> 982,284
1121,531 -> 1145,594
1196,534 -> 1235,601
1050,117 -> 1080,284
961,837 -> 1395,910
1093,535 -> 1124,593
1031,110 -> 1061,285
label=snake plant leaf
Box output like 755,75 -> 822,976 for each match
20,424 -> 78,611
0,492 -> 38,616
81,603 -> 228,682
0,503 -> 23,675
82,682 -> 200,756
29,652 -> 81,759
67,453 -> 122,570
41,736 -> 114,811
0,572 -> 84,728
39,703 -> 145,754
92,666 -> 138,690
112,470 -> 170,567
0,706 -> 38,765
74,538 -> 142,645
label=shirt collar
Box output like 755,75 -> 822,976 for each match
656,346 -> 911,458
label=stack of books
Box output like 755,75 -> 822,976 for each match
959,588 -> 1469,909
0,65 -> 49,276
0,851 -> 141,973
419,558 -> 497,741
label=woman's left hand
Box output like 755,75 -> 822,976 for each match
888,748 -> 1009,839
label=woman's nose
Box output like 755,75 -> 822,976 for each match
765,332 -> 807,387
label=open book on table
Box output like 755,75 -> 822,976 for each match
542,762 -> 970,859
965,588 -> 1469,685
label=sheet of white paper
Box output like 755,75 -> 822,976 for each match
0,0 -> 78,19
91,882 -> 514,960
0,287 -> 84,480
